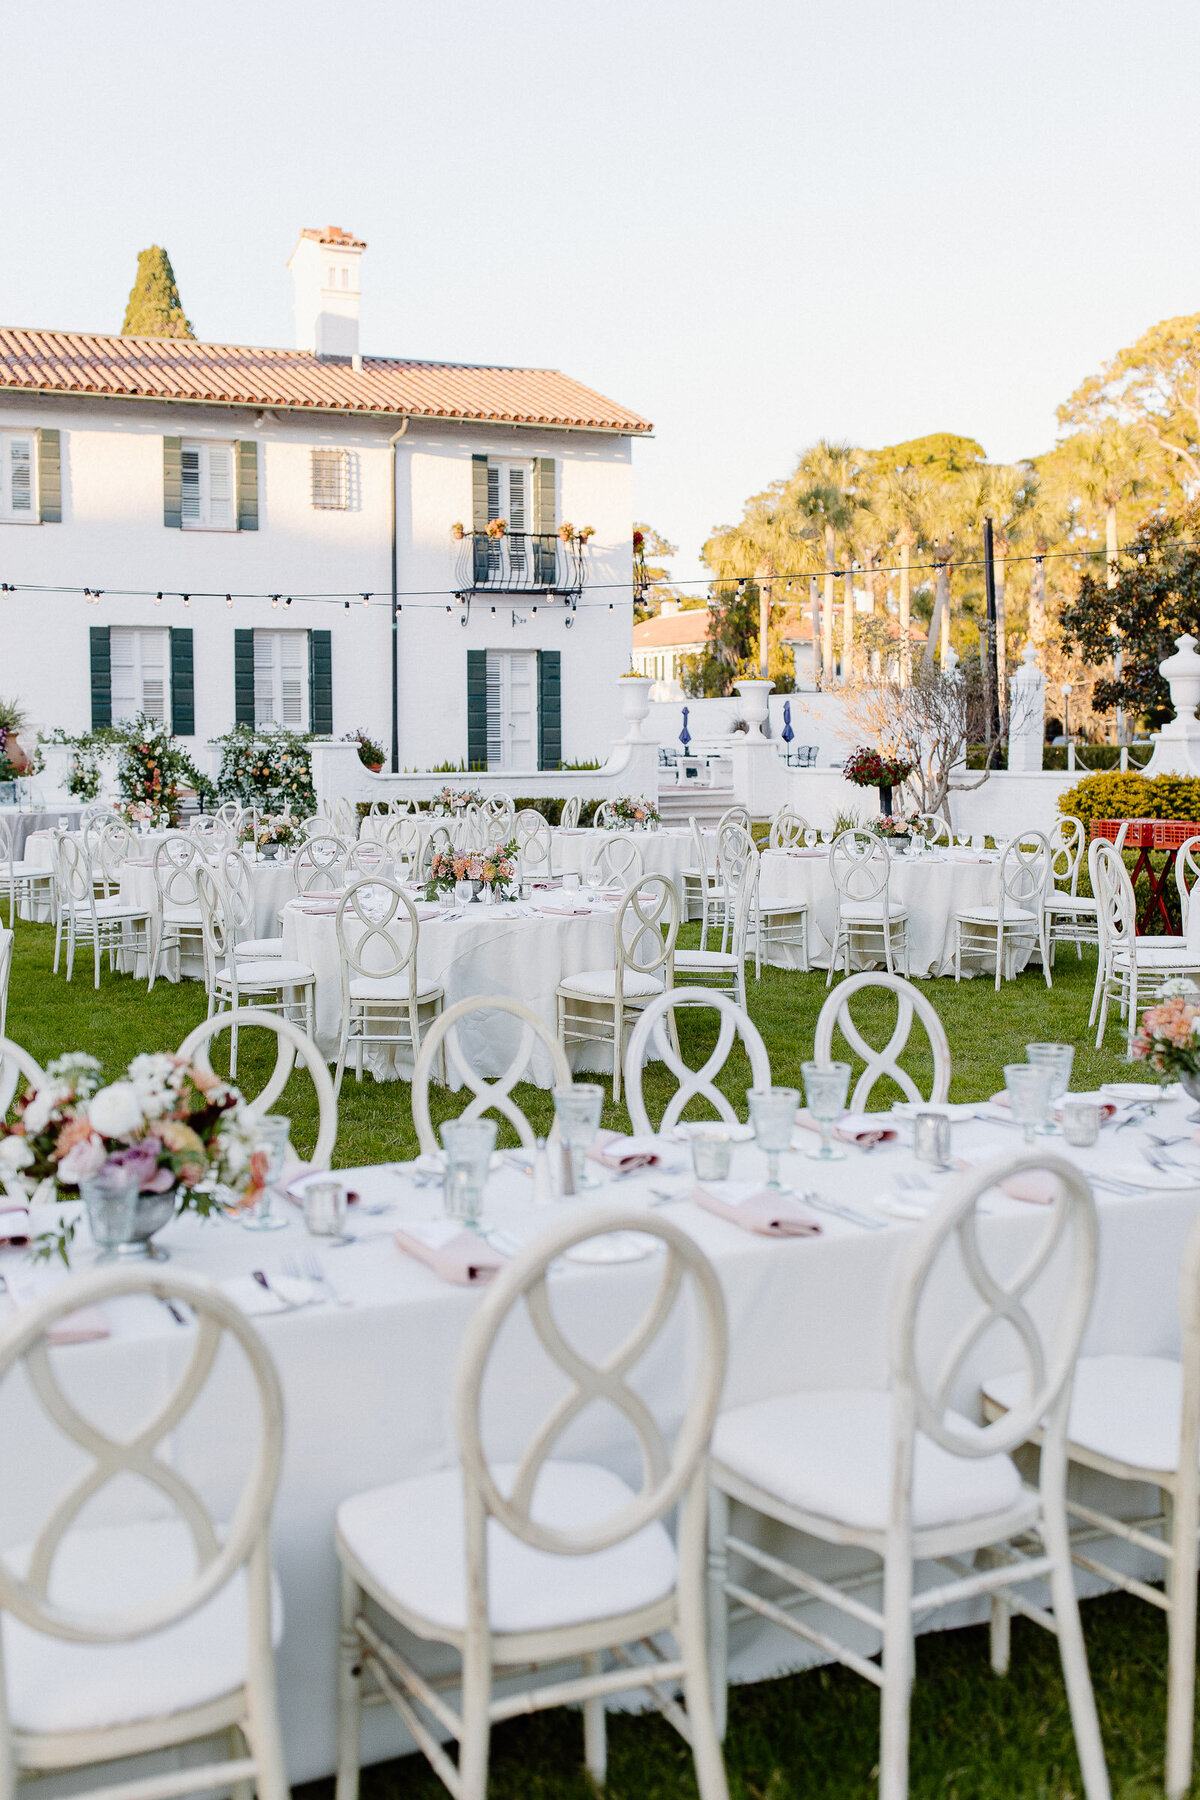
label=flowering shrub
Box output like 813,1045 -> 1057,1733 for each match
611,796 -> 660,827
425,840 -> 518,899
1058,771 -> 1200,829
843,746 -> 916,789
343,728 -> 386,769
0,1052 -> 262,1264
1130,984 -> 1200,1078
432,786 -> 484,813
213,724 -> 316,816
116,717 -> 205,827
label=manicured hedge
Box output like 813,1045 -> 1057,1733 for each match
1057,772 -> 1200,828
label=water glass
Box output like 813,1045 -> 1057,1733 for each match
690,1129 -> 734,1184
304,1179 -> 348,1237
241,1115 -> 291,1232
562,872 -> 581,891
57,815 -> 69,832
749,1085 -> 801,1187
1061,1099 -> 1101,1148
441,1118 -> 498,1228
1026,1043 -> 1075,1133
81,1166 -> 140,1257
1004,1064 -> 1054,1146
799,1062 -> 851,1162
913,1111 -> 952,1168
552,1084 -> 604,1191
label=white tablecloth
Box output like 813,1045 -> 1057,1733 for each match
4,1093 -> 1194,1783
759,845 -> 1030,977
282,893 -> 622,1081
550,826 -> 713,889
112,856 -> 296,981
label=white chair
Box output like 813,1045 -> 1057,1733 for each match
0,1261 -> 288,1800
482,792 -> 515,836
953,832 -> 1051,990
196,867 -> 316,1075
709,1150 -> 1110,1800
94,817 -> 137,898
624,988 -> 771,1138
1090,841 -> 1200,1049
913,813 -> 951,847
557,874 -> 679,1102
333,1205 -> 730,1800
814,972 -> 950,1110
411,994 -> 571,1153
682,816 -> 723,932
188,815 -> 233,854
452,805 -> 484,853
54,834 -> 151,989
178,1006 -> 337,1170
675,853 -> 758,1009
383,813 -> 422,875
215,798 -> 245,831
827,829 -> 910,988
592,800 -> 618,829
559,794 -> 582,830
344,839 -> 391,881
300,814 -> 327,839
983,1198 -> 1200,1799
419,825 -> 455,884
586,832 -> 644,888
334,878 -> 444,1093
513,809 -> 552,882
215,847 -> 283,961
768,806 -> 808,850
1044,815 -> 1099,961
147,834 -> 205,992
715,805 -> 751,836
327,796 -> 358,841
0,814 -> 55,927
0,927 -> 11,1039
1175,833 -> 1200,936
0,1030 -> 45,1120
293,834 -> 347,895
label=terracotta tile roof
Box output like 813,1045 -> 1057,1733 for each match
0,328 -> 652,434
633,608 -> 711,648
297,225 -> 367,248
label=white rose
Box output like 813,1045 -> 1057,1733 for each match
88,1082 -> 145,1140
23,1084 -> 70,1136
0,1137 -> 34,1171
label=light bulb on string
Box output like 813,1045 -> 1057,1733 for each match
225,594 -> 233,609
271,594 -> 280,610
344,600 -> 350,611
361,593 -> 371,608
183,594 -> 191,608
285,596 -> 292,608
155,592 -> 163,605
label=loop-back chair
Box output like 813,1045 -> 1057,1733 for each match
333,878 -> 444,1092
411,994 -> 571,1152
624,987 -> 771,1138
814,971 -> 951,1111
557,874 -> 679,1101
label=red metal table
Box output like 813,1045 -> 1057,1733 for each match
1091,818 -> 1200,933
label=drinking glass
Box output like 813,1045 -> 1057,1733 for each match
1004,1065 -> 1054,1146
304,1179 -> 348,1237
585,869 -> 603,897
81,1165 -> 140,1258
241,1115 -> 291,1231
799,1063 -> 851,1161
749,1085 -> 802,1186
56,815 -> 69,832
441,1118 -> 498,1229
1026,1042 -> 1075,1134
552,1084 -> 604,1191
690,1129 -> 733,1184
1061,1099 -> 1101,1148
562,872 -> 581,892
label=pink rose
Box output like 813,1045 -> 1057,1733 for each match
57,1135 -> 109,1185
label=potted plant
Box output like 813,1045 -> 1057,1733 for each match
843,746 -> 916,816
0,698 -> 30,777
344,728 -> 387,773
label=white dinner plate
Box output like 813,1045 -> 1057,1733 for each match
564,1231 -> 662,1265
1100,1082 -> 1164,1101
671,1121 -> 755,1142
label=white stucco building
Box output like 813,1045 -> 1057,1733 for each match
0,226 -> 650,773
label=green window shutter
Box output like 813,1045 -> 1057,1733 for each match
89,626 -> 111,730
537,649 -> 561,771
169,627 -> 195,735
236,440 -> 259,531
37,429 -> 61,522
163,436 -> 182,528
234,628 -> 256,726
471,455 -> 489,585
533,457 -> 556,583
309,629 -> 332,734
467,649 -> 488,771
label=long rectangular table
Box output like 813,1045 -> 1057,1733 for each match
2,1093 -> 1195,1783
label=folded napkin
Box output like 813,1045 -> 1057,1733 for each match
954,1148 -> 1060,1204
394,1219 -> 506,1285
124,856 -> 154,868
539,904 -> 592,917
294,899 -> 340,914
692,1180 -> 821,1237
220,1273 -> 320,1316
889,1100 -> 980,1123
0,1206 -> 30,1247
413,902 -> 444,920
793,1111 -> 899,1149
3,1266 -> 109,1343
587,1132 -> 663,1173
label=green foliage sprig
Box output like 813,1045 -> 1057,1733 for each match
212,724 -> 316,816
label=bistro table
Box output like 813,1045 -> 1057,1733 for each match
3,1086 -> 1194,1782
1091,817 -> 1200,934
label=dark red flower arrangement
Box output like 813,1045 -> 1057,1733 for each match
843,746 -> 915,789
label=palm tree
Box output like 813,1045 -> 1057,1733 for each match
791,442 -> 863,684
1045,422 -> 1151,589
968,463 -> 1033,723
872,467 -> 929,684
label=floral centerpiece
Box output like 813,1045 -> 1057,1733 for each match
343,728 -> 386,772
255,814 -> 303,858
1130,985 -> 1200,1086
212,724 -> 316,817
0,1052 -> 262,1263
432,786 -> 484,813
843,746 -> 916,817
875,814 -> 915,853
425,840 -> 518,902
117,717 -> 203,827
610,796 -> 660,828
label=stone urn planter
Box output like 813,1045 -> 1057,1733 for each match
732,679 -> 774,738
619,675 -> 655,740
1160,634 -> 1200,721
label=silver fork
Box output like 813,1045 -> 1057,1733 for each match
286,1251 -> 351,1306
799,1190 -> 886,1231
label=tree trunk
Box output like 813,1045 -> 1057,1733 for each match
924,549 -> 951,671
842,564 -> 855,683
898,534 -> 912,687
823,523 -> 836,684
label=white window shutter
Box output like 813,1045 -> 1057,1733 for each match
253,631 -> 277,724
181,448 -> 201,524
207,445 -> 234,528
9,440 -> 32,513
279,632 -> 305,725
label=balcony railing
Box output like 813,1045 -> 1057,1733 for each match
454,531 -> 588,601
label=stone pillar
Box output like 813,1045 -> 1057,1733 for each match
1144,633 -> 1200,775
1006,642 -> 1045,772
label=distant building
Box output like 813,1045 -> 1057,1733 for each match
631,601 -> 710,697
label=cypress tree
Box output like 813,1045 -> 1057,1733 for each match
121,246 -> 195,338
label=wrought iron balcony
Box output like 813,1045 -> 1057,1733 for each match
453,531 -> 588,602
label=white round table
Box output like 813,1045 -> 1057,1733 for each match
115,854 -> 298,980
283,891 -> 622,1083
759,845 -> 1028,978
550,826 -> 713,889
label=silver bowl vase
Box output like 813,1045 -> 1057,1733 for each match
1179,1071 -> 1200,1122
115,1187 -> 179,1260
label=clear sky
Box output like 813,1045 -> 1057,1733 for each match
7,0 -> 1200,585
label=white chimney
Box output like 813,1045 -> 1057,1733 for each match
287,226 -> 366,359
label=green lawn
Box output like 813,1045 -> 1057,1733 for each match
6,922 -> 1182,1798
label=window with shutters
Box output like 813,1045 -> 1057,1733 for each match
253,630 -> 308,727
110,628 -> 170,725
0,433 -> 37,523
487,460 -> 531,575
311,448 -> 348,510
180,440 -> 236,530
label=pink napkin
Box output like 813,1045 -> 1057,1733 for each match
587,1133 -> 662,1173
124,857 -> 154,868
540,905 -> 592,917
793,1111 -> 899,1149
692,1181 -> 821,1237
47,1307 -> 111,1345
394,1220 -> 506,1285
0,1207 -> 30,1247
955,1152 -> 1061,1204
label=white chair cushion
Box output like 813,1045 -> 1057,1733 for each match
955,905 -> 1038,924
713,1389 -> 1022,1533
235,937 -> 284,959
7,862 -> 51,879
1,1519 -> 282,1735
984,1355 -> 1184,1475
1113,946 -> 1200,968
221,958 -> 314,986
1045,895 -> 1098,915
337,1461 -> 676,1636
675,950 -> 738,970
557,969 -> 665,999
90,899 -> 149,920
839,902 -> 908,922
349,976 -> 442,1002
